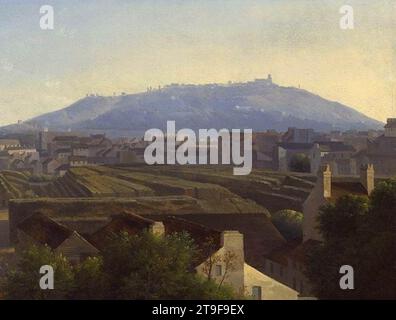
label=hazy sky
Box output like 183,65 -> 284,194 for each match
0,0 -> 395,125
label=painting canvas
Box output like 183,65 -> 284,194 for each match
0,0 -> 395,303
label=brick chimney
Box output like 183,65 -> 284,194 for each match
149,221 -> 165,236
322,164 -> 332,198
360,164 -> 375,195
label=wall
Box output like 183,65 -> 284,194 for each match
244,263 -> 298,300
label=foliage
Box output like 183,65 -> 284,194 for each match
289,153 -> 311,173
2,245 -> 74,299
1,232 -> 236,300
305,180 -> 396,299
271,210 -> 303,241
101,231 -> 235,299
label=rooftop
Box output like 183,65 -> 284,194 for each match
17,212 -> 73,249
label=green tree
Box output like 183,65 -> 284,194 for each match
2,245 -> 74,300
1,231 -> 237,300
71,256 -> 108,300
305,180 -> 396,299
271,210 -> 303,241
289,153 -> 311,173
101,231 -> 235,299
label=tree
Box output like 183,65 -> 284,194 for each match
305,180 -> 396,299
1,231 -> 237,300
101,231 -> 235,299
2,245 -> 74,300
200,237 -> 237,288
271,210 -> 303,241
72,256 -> 107,300
289,153 -> 311,173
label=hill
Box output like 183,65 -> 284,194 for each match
6,79 -> 383,134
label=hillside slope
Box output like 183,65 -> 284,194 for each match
18,80 -> 382,133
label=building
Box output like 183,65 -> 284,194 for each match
89,212 -> 298,300
264,164 -> 376,298
16,212 -> 99,264
70,156 -> 88,167
317,141 -> 356,176
282,128 -> 316,144
277,142 -> 321,174
252,131 -> 281,169
264,239 -> 318,297
355,118 -> 396,176
42,158 -> 62,175
0,139 -> 21,151
302,164 -> 374,242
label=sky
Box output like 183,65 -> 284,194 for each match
0,0 -> 395,125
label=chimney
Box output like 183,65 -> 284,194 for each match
221,230 -> 244,254
220,231 -> 244,292
150,221 -> 165,236
360,164 -> 375,195
322,164 -> 332,198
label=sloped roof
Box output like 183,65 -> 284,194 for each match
89,212 -> 155,249
330,181 -> 368,201
17,212 -> 73,249
89,212 -> 223,264
267,239 -> 321,265
160,213 -> 287,271
288,239 -> 321,263
266,240 -> 301,266
161,216 -> 222,260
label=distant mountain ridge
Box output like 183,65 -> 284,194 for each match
3,78 -> 384,135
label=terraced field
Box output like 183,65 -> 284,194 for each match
5,166 -> 317,270
1,165 -> 316,213
0,171 -> 34,199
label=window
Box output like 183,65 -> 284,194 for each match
252,286 -> 262,300
215,265 -> 222,276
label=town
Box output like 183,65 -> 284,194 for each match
0,118 -> 394,179
0,117 -> 394,300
